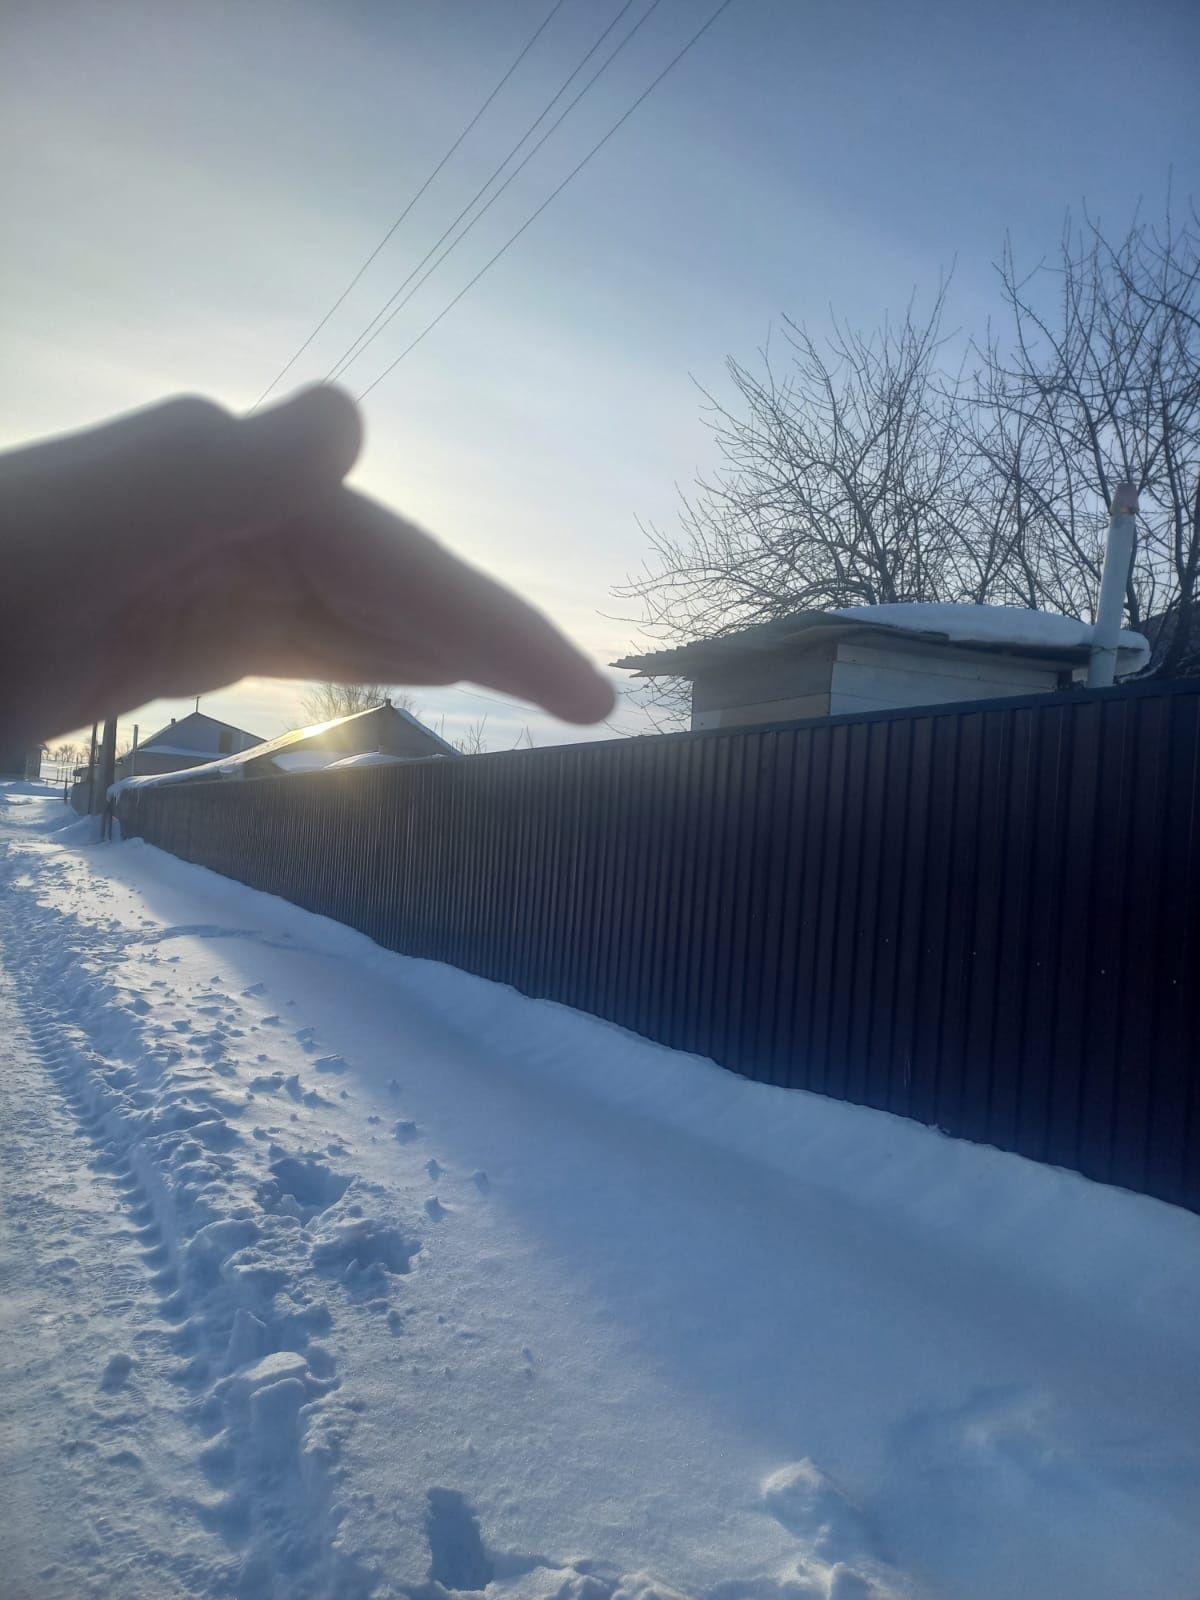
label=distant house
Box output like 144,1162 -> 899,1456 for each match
616,604 -> 1151,733
114,701 -> 458,795
113,711 -> 266,784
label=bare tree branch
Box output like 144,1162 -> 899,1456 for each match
615,203 -> 1199,679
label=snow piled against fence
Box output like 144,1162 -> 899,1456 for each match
1,784 -> 1197,1600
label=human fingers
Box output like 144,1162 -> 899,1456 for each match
0,386 -> 363,587
275,487 -> 615,725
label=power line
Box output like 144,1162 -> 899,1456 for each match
326,0 -> 649,386
327,0 -> 643,384
439,682 -> 537,712
430,681 -> 643,737
356,0 -> 738,402
250,0 -> 569,410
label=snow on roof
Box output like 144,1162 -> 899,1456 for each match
112,702 -> 458,797
325,752 -> 423,770
830,603 -> 1150,666
271,751 -> 341,774
271,751 -> 437,774
111,758 -> 243,798
617,603 -> 1151,676
136,709 -> 266,752
125,743 -> 220,761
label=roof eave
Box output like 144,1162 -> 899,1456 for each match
615,617 -> 1124,678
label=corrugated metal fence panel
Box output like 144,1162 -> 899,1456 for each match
118,681 -> 1200,1213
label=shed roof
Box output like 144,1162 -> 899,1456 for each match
615,604 -> 1151,678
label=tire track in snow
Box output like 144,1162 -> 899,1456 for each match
0,855 -> 407,1599
0,958 -> 236,1597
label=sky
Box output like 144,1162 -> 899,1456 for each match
4,0 -> 1197,753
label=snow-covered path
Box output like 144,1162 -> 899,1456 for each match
0,949 -> 232,1597
2,785 -> 1199,1600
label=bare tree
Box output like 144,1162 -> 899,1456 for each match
452,717 -> 489,755
298,683 -> 413,724
970,205 -> 1200,669
617,202 -> 1199,679
615,288 -> 971,650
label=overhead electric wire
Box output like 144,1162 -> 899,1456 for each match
250,0 -> 569,410
355,0 -> 738,402
325,0 -> 650,386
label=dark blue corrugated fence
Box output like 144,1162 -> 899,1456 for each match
118,679 -> 1200,1212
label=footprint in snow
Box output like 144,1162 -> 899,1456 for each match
425,1197 -> 449,1223
393,1120 -> 418,1143
426,1158 -> 442,1181
763,1460 -> 879,1553
762,1460 -> 905,1596
311,1217 -> 419,1284
426,1489 -> 493,1590
100,1353 -> 134,1392
260,1154 -> 350,1220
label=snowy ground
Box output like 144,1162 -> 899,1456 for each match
2,782 -> 1199,1600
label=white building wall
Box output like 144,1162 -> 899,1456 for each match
829,639 -> 1062,715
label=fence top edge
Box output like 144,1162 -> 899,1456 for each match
116,675 -> 1199,808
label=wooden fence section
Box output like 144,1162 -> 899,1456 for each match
118,680 -> 1200,1212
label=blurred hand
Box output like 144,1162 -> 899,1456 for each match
0,386 -> 615,742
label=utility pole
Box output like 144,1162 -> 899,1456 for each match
99,716 -> 118,838
85,721 -> 99,814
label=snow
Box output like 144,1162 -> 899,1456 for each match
325,753 -> 413,771
113,749 -> 423,796
830,603 -> 1151,671
114,703 -> 456,799
271,752 -> 342,774
269,751 -> 412,774
111,759 -> 243,797
134,743 -> 229,760
2,783 -> 1199,1599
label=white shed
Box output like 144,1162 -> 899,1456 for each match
616,604 -> 1151,732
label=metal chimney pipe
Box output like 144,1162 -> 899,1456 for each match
1087,481 -> 1139,689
